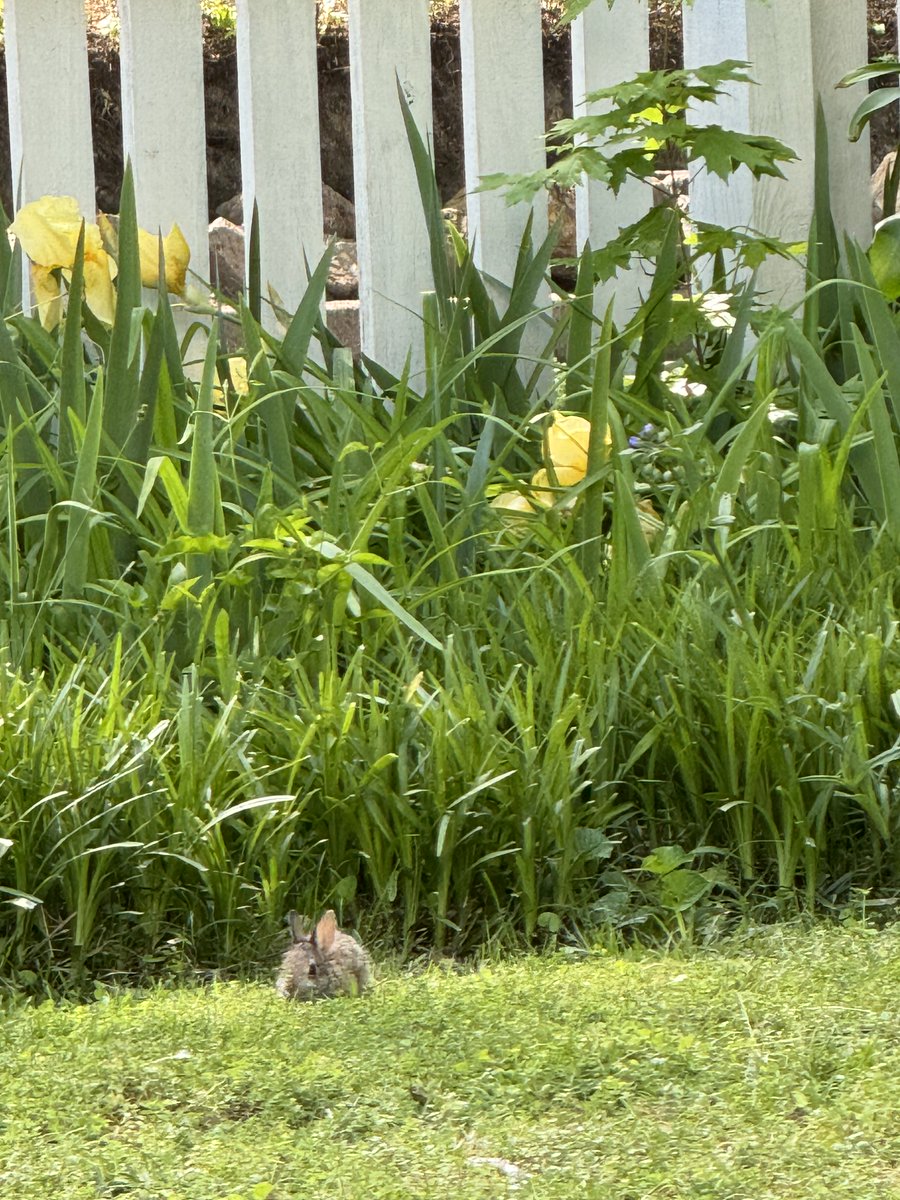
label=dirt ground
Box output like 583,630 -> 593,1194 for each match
6,0 -> 898,217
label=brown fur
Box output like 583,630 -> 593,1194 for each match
276,910 -> 372,1000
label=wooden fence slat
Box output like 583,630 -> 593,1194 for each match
236,0 -> 323,326
348,0 -> 433,379
571,0 -> 649,321
5,0 -> 95,215
682,0 -> 870,304
118,0 -> 210,309
458,0 -> 548,290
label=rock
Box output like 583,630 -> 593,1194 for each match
328,239 -> 359,299
323,185 -> 356,240
208,217 -> 245,297
207,217 -> 358,302
441,185 -> 467,233
548,184 -> 576,259
215,183 -> 356,239
215,193 -> 244,225
326,299 -> 360,359
872,150 -> 898,223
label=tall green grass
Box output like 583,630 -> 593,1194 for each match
1,139 -> 900,991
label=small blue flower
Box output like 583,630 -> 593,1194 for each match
628,436 -> 641,449
641,423 -> 656,437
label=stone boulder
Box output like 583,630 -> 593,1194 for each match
208,217 -> 245,297
207,218 -> 358,305
215,183 -> 357,240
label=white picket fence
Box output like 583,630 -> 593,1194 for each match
4,0 -> 875,377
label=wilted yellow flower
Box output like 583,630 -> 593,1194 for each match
137,223 -> 190,295
10,195 -> 116,327
526,467 -> 567,509
491,490 -> 536,515
11,195 -> 193,330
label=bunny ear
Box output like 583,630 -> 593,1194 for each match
313,910 -> 338,952
287,911 -> 310,942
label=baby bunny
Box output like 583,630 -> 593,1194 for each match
276,909 -> 372,1000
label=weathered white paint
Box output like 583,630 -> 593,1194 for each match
118,0 -> 210,322
0,0 -> 883,367
5,0 -> 94,215
683,0 -> 870,304
236,0 -> 324,328
458,0 -> 548,289
348,0 -> 433,379
810,1 -> 872,244
571,0 -> 650,321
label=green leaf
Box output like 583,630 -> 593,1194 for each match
688,126 -> 794,181
62,369 -> 105,598
573,827 -> 615,862
846,86 -> 900,142
59,221 -> 87,471
103,160 -> 142,457
642,845 -> 693,875
344,561 -> 443,650
868,214 -> 900,300
658,869 -> 712,912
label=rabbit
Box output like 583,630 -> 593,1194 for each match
276,909 -> 372,1000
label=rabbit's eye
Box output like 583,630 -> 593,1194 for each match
308,963 -> 317,977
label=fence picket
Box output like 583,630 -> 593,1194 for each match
682,0 -> 870,304
0,0 -> 883,367
236,0 -> 323,326
348,0 -> 433,379
118,0 -> 210,320
571,0 -> 649,321
5,0 -> 94,215
458,0 -> 548,291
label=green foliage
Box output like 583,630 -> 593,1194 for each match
484,60 -> 796,199
481,60 -> 798,288
2,64 -> 900,992
839,57 -> 900,219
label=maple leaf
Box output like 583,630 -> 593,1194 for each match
688,127 -> 796,181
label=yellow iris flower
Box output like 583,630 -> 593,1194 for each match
9,195 -> 117,328
492,410 -> 661,546
492,411 -> 613,514
10,195 -> 192,330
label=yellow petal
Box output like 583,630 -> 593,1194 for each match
162,224 -> 190,294
79,257 -> 116,325
31,265 -> 62,330
83,222 -> 116,281
491,491 -> 535,515
138,223 -> 191,294
227,356 -> 249,395
10,195 -> 83,268
97,212 -> 119,259
546,413 -> 589,478
544,412 -> 611,482
528,469 -> 556,509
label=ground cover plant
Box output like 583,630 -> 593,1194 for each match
1,927 -> 898,1199
1,51 -> 900,994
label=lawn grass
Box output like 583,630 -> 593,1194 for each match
1,926 -> 898,1199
